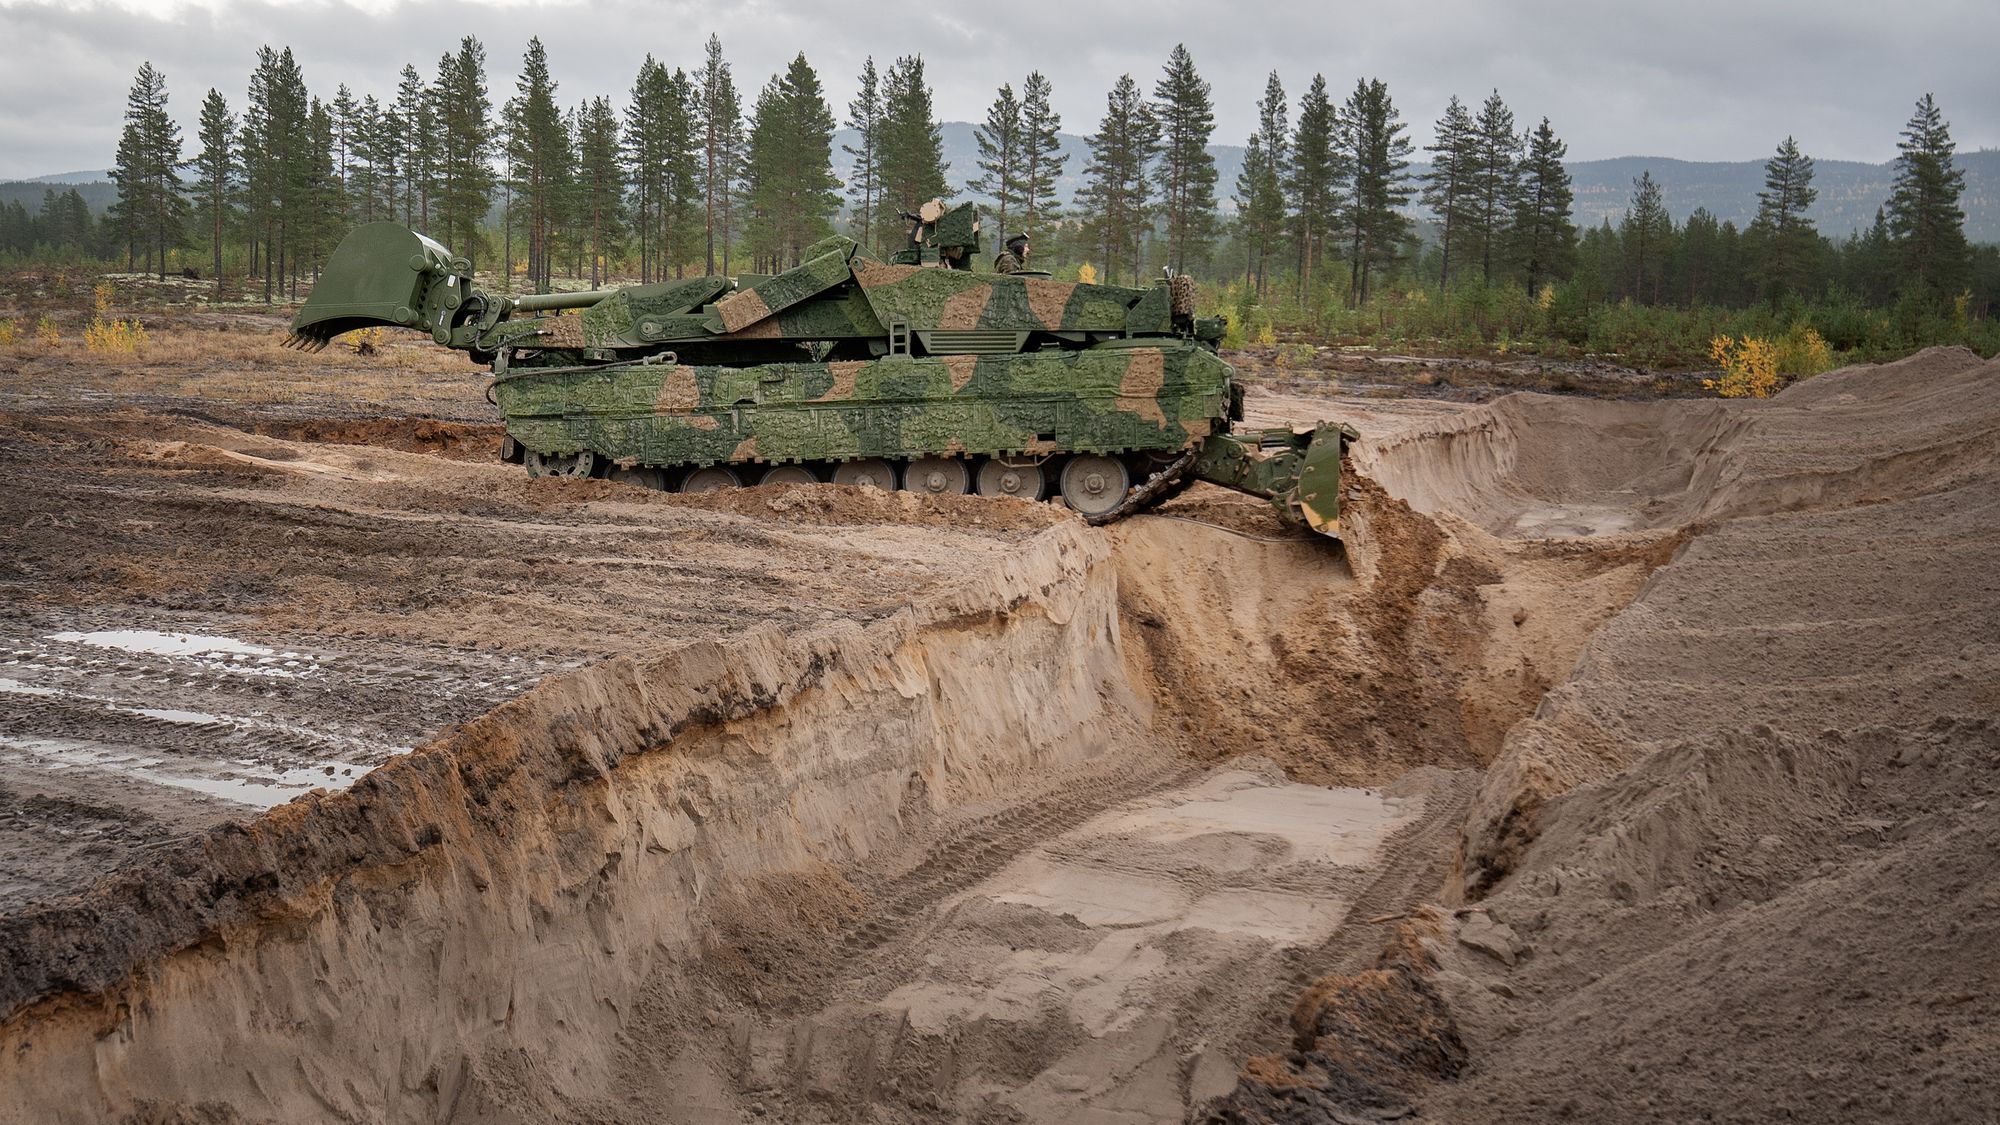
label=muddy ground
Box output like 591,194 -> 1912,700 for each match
0,308 -> 1995,1123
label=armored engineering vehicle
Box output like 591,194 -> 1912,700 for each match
287,204 -> 1354,536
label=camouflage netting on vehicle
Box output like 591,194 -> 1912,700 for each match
852,257 -> 1139,334
287,215 -> 1353,536
494,345 -> 1229,467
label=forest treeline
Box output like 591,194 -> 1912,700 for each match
2,36 -> 1994,361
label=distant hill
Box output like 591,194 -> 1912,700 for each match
855,125 -> 2000,243
1558,152 -> 2000,242
1,175 -> 117,217
20,139 -> 1999,243
27,170 -> 112,184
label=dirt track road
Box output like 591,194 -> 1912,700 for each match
0,402 -> 1065,910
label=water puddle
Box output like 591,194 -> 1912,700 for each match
0,677 -> 60,696
0,734 -> 389,810
44,630 -> 319,678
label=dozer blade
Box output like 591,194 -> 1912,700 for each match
1190,420 -> 1356,539
1291,420 -> 1351,537
288,221 -> 459,347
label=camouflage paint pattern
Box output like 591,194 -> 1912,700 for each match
289,221 -> 1349,537
494,343 -> 1229,467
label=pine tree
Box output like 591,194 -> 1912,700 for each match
1850,207 -> 1896,306
1507,117 -> 1575,295
1338,78 -> 1413,306
48,190 -> 95,255
575,96 -> 624,287
842,58 -> 883,250
241,47 -> 309,299
1286,74 -> 1345,298
1018,72 -> 1066,239
1622,171 -> 1672,304
1465,89 -> 1518,284
504,37 -> 571,292
1885,93 -> 1970,301
1679,206 -> 1723,306
107,111 -> 146,270
740,53 -> 841,271
1748,135 -> 1819,301
697,35 -> 743,275
191,89 -> 235,294
1150,45 -> 1218,274
1421,95 -> 1476,289
625,56 -> 670,281
392,64 -> 432,226
110,62 -> 189,278
330,84 -> 358,217
343,95 -> 383,224
1235,72 -> 1289,295
299,96 -> 346,287
876,55 -> 949,252
660,69 -> 703,278
970,83 -> 1023,238
1075,73 -> 1159,283
0,200 -> 32,256
433,36 -> 496,270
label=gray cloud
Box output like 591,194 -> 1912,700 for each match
1,0 -> 1994,180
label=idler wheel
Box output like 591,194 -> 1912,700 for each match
975,460 -> 1045,501
1060,454 -> 1130,518
606,466 -> 667,490
833,459 -> 899,490
525,450 -> 596,479
905,456 -> 970,495
681,466 -> 741,492
759,465 -> 819,486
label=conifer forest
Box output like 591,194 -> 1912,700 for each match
3,36 -> 1996,367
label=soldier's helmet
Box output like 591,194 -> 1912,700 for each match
1006,232 -> 1030,252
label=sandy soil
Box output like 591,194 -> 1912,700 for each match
1218,347 -> 2000,1123
0,400 -> 1063,910
2,308 -> 1994,1124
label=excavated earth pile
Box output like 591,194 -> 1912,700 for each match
1218,347 -> 2000,1124
0,343 -> 1994,1123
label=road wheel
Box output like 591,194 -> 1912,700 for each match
681,466 -> 741,492
975,460 -> 1045,501
832,459 -> 898,490
905,456 -> 970,494
759,465 -> 819,486
606,466 -> 666,490
1059,454 -> 1130,518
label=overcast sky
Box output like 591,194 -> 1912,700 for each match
1,0 -> 1994,180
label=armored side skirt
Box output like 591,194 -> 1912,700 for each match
492,344 -> 1233,468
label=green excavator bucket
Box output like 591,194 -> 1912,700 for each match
285,222 -> 460,352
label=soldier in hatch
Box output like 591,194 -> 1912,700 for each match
993,232 -> 1030,274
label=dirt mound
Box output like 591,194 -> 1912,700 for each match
1459,347 -> 2000,896
1233,347 -> 2000,1121
1351,392 -> 1746,538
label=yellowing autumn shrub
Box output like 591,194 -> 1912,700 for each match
1705,334 -> 1781,398
85,281 -> 147,354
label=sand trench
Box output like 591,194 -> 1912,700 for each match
1,346 -> 1996,1123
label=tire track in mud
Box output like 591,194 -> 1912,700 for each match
841,754 -> 1207,965
711,762 -> 1483,1124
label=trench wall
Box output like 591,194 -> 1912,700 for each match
0,525 -> 1142,1123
